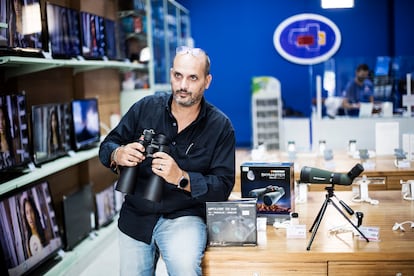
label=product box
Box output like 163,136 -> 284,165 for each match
206,199 -> 257,246
241,162 -> 294,223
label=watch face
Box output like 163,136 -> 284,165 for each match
179,177 -> 189,188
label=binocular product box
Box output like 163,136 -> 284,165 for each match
206,199 -> 257,246
241,162 -> 294,223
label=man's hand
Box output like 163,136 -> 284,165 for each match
151,152 -> 183,185
115,142 -> 146,167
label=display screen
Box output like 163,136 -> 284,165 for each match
95,184 -> 115,228
374,56 -> 391,77
0,0 -> 8,47
71,98 -> 100,151
31,103 -> 72,165
0,93 -> 31,173
62,184 -> 93,250
45,2 -> 81,58
8,0 -> 43,51
104,18 -> 118,60
0,181 -> 63,276
80,12 -> 106,59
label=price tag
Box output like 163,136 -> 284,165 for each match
396,160 -> 411,168
358,226 -> 380,241
286,224 -> 307,239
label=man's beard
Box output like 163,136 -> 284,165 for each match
174,89 -> 198,107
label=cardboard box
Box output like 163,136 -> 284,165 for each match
206,199 -> 257,246
241,162 -> 294,223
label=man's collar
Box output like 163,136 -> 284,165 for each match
166,94 -> 207,121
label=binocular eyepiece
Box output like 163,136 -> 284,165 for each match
115,129 -> 170,202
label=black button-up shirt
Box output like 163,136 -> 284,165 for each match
99,93 -> 235,244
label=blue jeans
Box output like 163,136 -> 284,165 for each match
118,216 -> 207,276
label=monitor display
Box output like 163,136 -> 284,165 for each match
31,103 -> 72,165
0,0 -> 8,47
104,18 -> 118,60
95,184 -> 115,228
8,0 -> 43,51
374,56 -> 391,77
80,12 -> 106,59
45,2 -> 81,59
0,181 -> 63,276
71,98 -> 100,151
0,93 -> 31,174
62,184 -> 94,250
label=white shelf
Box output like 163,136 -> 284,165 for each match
0,147 -> 99,196
0,56 -> 147,79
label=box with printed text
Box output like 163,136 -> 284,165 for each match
241,162 -> 294,223
206,199 -> 257,246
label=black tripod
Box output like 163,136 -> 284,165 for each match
306,185 -> 369,250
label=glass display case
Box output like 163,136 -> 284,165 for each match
309,56 -> 414,119
118,0 -> 191,99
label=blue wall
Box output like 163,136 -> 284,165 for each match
178,0 -> 414,147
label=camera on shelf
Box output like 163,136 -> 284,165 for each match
248,185 -> 285,206
115,129 -> 170,202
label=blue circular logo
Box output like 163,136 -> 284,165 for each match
273,13 -> 341,65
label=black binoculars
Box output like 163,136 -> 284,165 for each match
115,129 -> 170,202
248,185 -> 285,206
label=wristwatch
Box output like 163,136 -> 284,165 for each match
178,175 -> 189,189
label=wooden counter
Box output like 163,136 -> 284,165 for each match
234,148 -> 414,192
202,190 -> 414,275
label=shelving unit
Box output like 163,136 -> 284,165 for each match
251,76 -> 283,150
0,56 -> 147,79
119,0 -> 191,115
0,54 -> 144,198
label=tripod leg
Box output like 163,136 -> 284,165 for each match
309,195 -> 329,233
307,198 -> 330,251
330,201 -> 370,242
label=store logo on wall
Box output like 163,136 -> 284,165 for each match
273,13 -> 341,65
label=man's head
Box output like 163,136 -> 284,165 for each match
170,46 -> 212,107
355,63 -> 370,83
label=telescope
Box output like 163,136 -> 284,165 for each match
300,163 -> 369,250
300,163 -> 364,185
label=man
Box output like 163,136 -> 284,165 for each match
342,63 -> 374,115
99,46 -> 235,275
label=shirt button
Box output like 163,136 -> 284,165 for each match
173,122 -> 177,126
172,141 -> 176,145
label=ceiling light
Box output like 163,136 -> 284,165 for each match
321,0 -> 354,9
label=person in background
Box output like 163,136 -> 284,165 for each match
99,46 -> 235,276
342,63 -> 374,115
